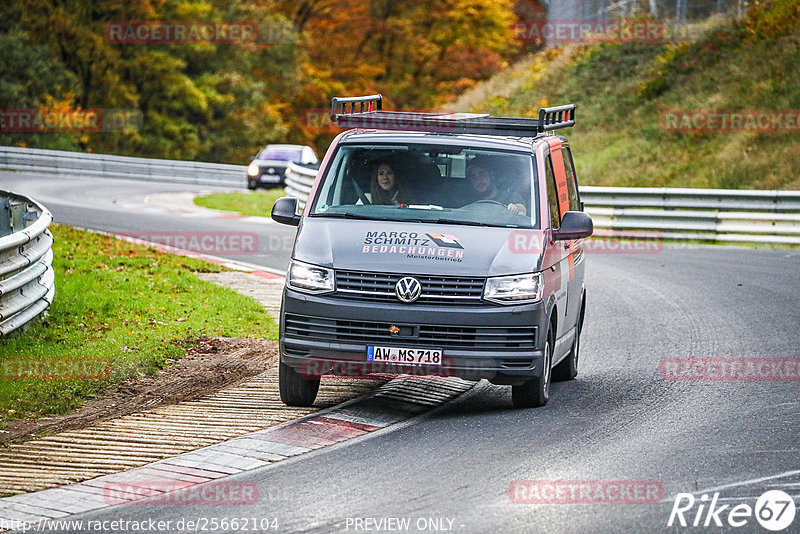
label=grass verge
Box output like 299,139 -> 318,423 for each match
194,188 -> 287,217
0,225 -> 277,426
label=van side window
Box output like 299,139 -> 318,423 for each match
562,147 -> 580,212
545,154 -> 560,230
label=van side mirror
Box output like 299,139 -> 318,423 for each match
272,197 -> 301,226
554,211 -> 593,240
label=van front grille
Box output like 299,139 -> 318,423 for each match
335,270 -> 487,306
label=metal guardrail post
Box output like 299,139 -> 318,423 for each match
0,191 -> 55,337
0,198 -> 10,236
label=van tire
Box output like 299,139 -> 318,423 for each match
279,361 -> 320,406
512,329 -> 552,408
553,323 -> 580,382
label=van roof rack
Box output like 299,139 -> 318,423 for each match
330,94 -> 575,136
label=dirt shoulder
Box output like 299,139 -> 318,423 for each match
0,336 -> 277,446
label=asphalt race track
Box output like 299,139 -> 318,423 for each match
3,171 -> 799,533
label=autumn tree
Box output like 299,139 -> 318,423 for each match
2,0 -> 520,161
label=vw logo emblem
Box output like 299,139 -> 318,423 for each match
395,277 -> 422,303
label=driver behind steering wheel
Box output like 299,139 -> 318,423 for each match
466,156 -> 527,215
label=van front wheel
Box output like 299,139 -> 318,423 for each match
279,361 -> 320,406
553,323 -> 580,382
511,331 -> 552,408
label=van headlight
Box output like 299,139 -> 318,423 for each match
288,260 -> 334,294
247,163 -> 260,177
483,272 -> 544,304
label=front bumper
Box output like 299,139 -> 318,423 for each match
248,173 -> 284,186
279,288 -> 549,385
247,165 -> 287,187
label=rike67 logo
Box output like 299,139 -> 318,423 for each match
668,490 -> 796,531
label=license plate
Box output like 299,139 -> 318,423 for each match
260,175 -> 280,182
367,345 -> 442,365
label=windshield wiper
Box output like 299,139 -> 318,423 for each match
431,218 -> 517,228
313,213 -> 520,227
314,212 -> 391,221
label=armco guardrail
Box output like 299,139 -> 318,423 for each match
282,168 -> 800,245
0,146 -> 246,187
284,162 -> 318,208
581,186 -> 800,244
0,191 -> 55,336
3,146 -> 796,244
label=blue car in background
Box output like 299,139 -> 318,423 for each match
247,144 -> 319,189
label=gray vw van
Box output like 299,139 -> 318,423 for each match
271,95 -> 592,408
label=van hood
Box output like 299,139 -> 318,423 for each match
293,218 -> 545,277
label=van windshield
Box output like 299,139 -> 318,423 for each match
310,144 -> 538,228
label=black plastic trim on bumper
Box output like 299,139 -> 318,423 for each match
279,288 -> 548,383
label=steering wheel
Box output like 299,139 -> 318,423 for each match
465,200 -> 506,207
